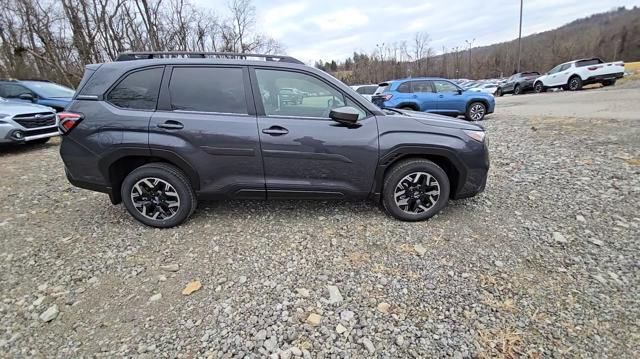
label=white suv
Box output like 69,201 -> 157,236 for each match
534,58 -> 624,92
0,97 -> 58,144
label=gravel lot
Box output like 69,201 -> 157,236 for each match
1,86 -> 639,358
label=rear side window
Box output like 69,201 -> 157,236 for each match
396,82 -> 411,93
169,67 -> 247,114
576,59 -> 603,67
356,85 -> 377,95
107,67 -> 163,110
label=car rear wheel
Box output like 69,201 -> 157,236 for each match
568,76 -> 582,91
602,79 -> 616,87
513,84 -> 522,95
382,159 -> 450,221
121,163 -> 197,228
534,82 -> 546,93
465,102 -> 486,121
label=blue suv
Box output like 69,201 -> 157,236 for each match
0,79 -> 74,112
372,78 -> 495,121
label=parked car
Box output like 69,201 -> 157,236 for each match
0,96 -> 59,145
279,88 -> 303,105
371,77 -> 495,121
495,72 -> 540,96
469,83 -> 499,95
350,84 -> 379,101
0,79 -> 74,112
59,51 -> 489,228
534,58 -> 624,92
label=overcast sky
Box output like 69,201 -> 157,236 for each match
200,1 -> 640,64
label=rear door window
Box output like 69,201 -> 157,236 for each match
107,67 -> 163,110
411,80 -> 434,93
169,67 -> 247,114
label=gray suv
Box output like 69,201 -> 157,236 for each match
59,52 -> 489,228
0,97 -> 58,144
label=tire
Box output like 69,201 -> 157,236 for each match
567,76 -> 582,91
382,159 -> 450,222
513,84 -> 521,95
399,106 -> 417,111
465,102 -> 486,121
495,88 -> 503,97
534,82 -> 546,93
120,163 -> 197,228
602,79 -> 616,87
29,137 -> 50,145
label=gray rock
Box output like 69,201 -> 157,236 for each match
264,336 -> 277,352
361,337 -> 375,353
160,264 -> 179,272
553,232 -> 568,244
326,285 -> 343,304
39,304 -> 59,322
340,310 -> 355,321
148,293 -> 162,302
414,244 -> 427,257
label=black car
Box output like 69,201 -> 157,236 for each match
58,51 -> 489,228
496,72 -> 540,96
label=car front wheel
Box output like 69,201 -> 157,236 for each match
568,76 -> 582,91
465,102 -> 486,121
495,88 -> 503,97
513,84 -> 522,95
534,82 -> 546,93
382,159 -> 450,221
121,163 -> 197,228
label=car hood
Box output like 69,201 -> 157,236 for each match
387,109 -> 484,131
0,101 -> 55,115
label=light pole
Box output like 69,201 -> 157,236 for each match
465,38 -> 476,78
517,0 -> 523,73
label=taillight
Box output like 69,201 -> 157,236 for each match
57,112 -> 83,135
381,94 -> 393,101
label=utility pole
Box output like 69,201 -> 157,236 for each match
517,0 -> 523,72
465,38 -> 476,78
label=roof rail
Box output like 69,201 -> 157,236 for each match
115,51 -> 305,65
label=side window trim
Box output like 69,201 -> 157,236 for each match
156,65 -> 255,116
248,66 -> 371,120
105,65 -> 165,111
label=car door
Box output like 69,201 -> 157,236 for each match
503,75 -> 516,92
432,80 -> 465,114
251,67 -> 379,199
553,63 -> 573,86
149,65 -> 265,199
410,80 -> 439,112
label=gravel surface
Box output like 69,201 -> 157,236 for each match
1,88 -> 639,357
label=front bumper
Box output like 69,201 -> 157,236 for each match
1,124 -> 59,144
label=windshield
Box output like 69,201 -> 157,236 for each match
22,81 -> 75,98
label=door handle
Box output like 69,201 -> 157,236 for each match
157,121 -> 184,130
412,95 -> 418,99
439,95 -> 444,98
262,126 -> 289,136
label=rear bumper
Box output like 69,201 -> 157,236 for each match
584,72 -> 624,84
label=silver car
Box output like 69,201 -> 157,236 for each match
0,96 -> 59,144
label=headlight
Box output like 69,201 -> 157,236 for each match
464,130 -> 486,142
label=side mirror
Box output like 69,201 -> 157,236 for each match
330,106 -> 360,125
457,89 -> 463,95
19,93 -> 35,101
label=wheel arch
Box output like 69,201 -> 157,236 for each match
396,102 -> 420,111
372,147 -> 465,201
99,148 -> 200,204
